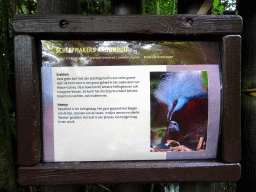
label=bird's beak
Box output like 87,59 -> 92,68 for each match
167,110 -> 174,122
167,100 -> 178,122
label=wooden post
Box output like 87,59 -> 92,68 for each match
38,0 -> 81,191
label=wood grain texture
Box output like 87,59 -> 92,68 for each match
18,161 -> 241,185
222,35 -> 241,163
13,14 -> 242,35
15,35 -> 41,166
14,15 -> 242,184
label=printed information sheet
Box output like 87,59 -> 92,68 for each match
41,40 -> 221,162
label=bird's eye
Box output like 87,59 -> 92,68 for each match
173,100 -> 178,106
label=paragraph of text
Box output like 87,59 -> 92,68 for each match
56,75 -> 140,98
57,104 -> 140,123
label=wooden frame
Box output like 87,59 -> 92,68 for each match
14,14 -> 242,185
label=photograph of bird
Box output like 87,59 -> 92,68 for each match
157,120 -> 180,149
152,71 -> 208,150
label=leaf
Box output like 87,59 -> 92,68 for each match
14,0 -> 24,14
213,0 -> 219,8
201,71 -> 208,90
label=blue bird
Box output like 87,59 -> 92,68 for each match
154,71 -> 208,150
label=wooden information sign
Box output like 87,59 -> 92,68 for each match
14,14 -> 242,185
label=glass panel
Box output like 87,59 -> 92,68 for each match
41,40 -> 221,162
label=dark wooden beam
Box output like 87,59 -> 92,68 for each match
13,14 -> 242,35
221,35 -> 241,163
18,161 -> 241,185
15,35 -> 41,166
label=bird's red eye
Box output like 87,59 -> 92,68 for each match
173,100 -> 178,106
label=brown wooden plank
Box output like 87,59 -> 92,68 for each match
13,14 -> 242,35
18,161 -> 241,185
15,35 -> 41,166
14,14 -> 242,185
221,35 -> 241,163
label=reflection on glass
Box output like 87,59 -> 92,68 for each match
42,40 -> 218,67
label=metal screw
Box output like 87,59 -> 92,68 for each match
185,18 -> 193,27
60,20 -> 68,28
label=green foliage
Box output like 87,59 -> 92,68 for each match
201,71 -> 208,90
15,0 -> 37,14
143,0 -> 177,15
222,0 -> 236,12
80,0 -> 110,15
79,0 -> 235,16
0,1 -> 16,191
153,127 -> 167,140
212,0 -> 226,15
212,0 -> 237,15
79,0 -> 177,15
0,0 -> 37,191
